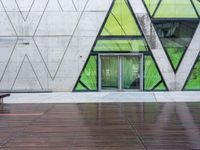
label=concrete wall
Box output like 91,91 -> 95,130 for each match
0,0 -> 112,91
0,0 -> 199,91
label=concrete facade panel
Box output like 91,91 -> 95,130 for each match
35,12 -> 81,36
0,0 -> 110,91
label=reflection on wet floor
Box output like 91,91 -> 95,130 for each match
0,103 -> 200,150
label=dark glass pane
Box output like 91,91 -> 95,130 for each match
145,56 -> 164,90
101,0 -> 141,36
185,57 -> 200,90
101,56 -> 119,90
93,39 -> 147,52
154,21 -> 198,70
122,56 -> 140,89
155,0 -> 198,18
75,56 -> 97,91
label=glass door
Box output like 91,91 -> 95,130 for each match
122,56 -> 141,90
99,54 -> 142,91
101,56 -> 119,90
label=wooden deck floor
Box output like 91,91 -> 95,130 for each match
0,103 -> 200,149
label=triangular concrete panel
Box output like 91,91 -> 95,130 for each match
1,0 -> 49,36
0,0 -> 113,92
20,11 -> 29,20
15,0 -> 35,20
33,36 -> 71,78
0,37 -> 17,80
85,0 -> 113,11
57,0 -> 76,11
71,0 -> 88,11
15,0 -> 35,11
12,56 -> 43,90
0,2 -> 17,36
0,37 -> 50,90
46,0 -> 62,11
0,1 -> 4,11
35,12 -> 81,36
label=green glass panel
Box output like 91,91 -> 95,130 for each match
144,0 -> 160,16
155,0 -> 198,18
185,57 -> 200,90
154,21 -> 198,70
145,56 -> 163,90
154,82 -> 166,90
75,56 -> 97,91
193,0 -> 200,16
122,56 -> 140,89
94,39 -> 147,52
166,47 -> 184,69
75,83 -> 86,91
101,0 -> 141,36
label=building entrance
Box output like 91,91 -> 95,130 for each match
99,54 -> 143,91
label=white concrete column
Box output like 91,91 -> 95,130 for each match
129,0 -> 176,90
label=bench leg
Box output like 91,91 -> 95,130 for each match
0,98 -> 2,105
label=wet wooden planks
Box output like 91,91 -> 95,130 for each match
0,103 -> 200,149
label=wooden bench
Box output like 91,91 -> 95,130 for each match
0,93 -> 10,105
